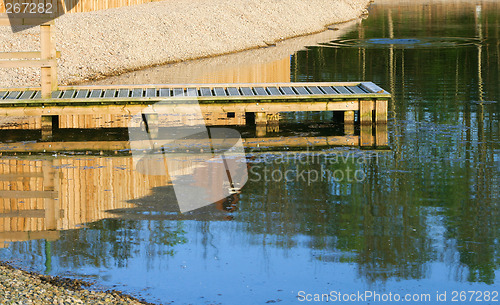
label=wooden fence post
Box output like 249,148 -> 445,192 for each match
40,21 -> 57,98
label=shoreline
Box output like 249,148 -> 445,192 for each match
0,261 -> 154,304
0,0 -> 371,88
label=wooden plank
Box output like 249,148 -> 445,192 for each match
253,87 -> 268,96
75,90 -> 89,98
334,86 -> 351,94
295,86 -> 310,95
213,87 -> 226,96
89,89 -> 102,98
240,87 -> 254,96
0,59 -> 56,68
349,85 -> 367,94
62,90 -> 76,99
19,91 -> 35,99
308,86 -> 323,95
172,88 -> 184,97
117,89 -> 129,98
159,88 -> 170,97
266,87 -> 281,96
200,88 -> 212,97
0,190 -> 57,199
186,88 -> 197,97
103,89 -> 116,98
145,88 -> 157,97
0,231 -> 59,241
360,82 -> 389,94
0,51 -> 61,59
280,87 -> 295,95
0,172 -> 43,180
131,89 -> 143,98
227,87 -> 240,96
320,86 -> 338,94
50,91 -> 62,99
3,91 -> 21,99
0,209 -> 45,218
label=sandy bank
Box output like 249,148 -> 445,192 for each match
0,0 -> 371,88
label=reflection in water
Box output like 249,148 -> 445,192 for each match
0,1 -> 499,304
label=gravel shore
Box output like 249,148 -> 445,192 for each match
0,0 -> 371,88
0,262 -> 151,304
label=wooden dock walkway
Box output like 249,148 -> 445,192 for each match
0,82 -> 390,124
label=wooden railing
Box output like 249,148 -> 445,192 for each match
0,0 -> 162,98
0,17 -> 58,98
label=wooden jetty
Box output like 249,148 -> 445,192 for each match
0,82 -> 390,125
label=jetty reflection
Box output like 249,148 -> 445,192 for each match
0,108 -> 388,248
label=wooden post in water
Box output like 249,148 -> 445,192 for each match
255,112 -> 267,137
41,115 -> 54,140
266,113 -> 280,133
375,100 -> 388,124
344,110 -> 355,124
359,100 -> 374,125
42,160 -> 59,231
360,124 -> 373,147
376,124 -> 388,146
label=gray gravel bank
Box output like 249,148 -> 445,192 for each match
0,0 -> 370,88
0,263 -> 150,304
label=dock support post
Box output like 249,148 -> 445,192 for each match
360,124 -> 374,147
255,112 -> 267,137
344,110 -> 355,135
42,160 -> 59,231
267,113 -> 280,133
344,124 -> 354,135
40,22 -> 57,99
344,110 -> 355,124
360,100 -> 374,125
376,124 -> 388,146
375,100 -> 388,123
255,112 -> 267,125
41,115 -> 55,140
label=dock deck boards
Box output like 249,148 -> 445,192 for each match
0,82 -> 391,124
0,82 -> 390,105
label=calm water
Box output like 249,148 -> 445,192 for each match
0,2 -> 499,304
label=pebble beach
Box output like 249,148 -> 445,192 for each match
0,263 -> 150,304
